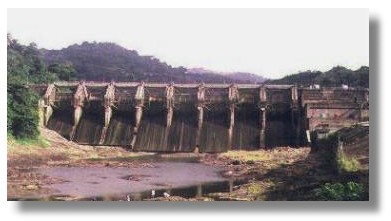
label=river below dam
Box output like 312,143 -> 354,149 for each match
10,126 -> 365,201
37,160 -> 240,201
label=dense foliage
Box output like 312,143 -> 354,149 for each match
267,66 -> 369,88
41,42 -> 185,82
7,84 -> 40,138
48,62 -> 76,81
7,34 -> 74,139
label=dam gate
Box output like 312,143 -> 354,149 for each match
31,82 -> 369,152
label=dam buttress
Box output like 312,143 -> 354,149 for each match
32,82 -> 369,152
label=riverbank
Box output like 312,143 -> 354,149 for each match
8,128 -> 368,201
8,128 -> 156,200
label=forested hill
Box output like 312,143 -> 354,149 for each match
266,66 -> 369,88
40,42 -> 261,83
41,41 -> 368,86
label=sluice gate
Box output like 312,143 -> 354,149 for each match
32,82 -> 369,152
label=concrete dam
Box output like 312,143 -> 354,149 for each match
31,82 -> 369,152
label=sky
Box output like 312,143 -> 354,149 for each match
7,9 -> 368,79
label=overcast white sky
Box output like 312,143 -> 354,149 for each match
7,9 -> 368,79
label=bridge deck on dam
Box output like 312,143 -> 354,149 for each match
31,82 -> 369,152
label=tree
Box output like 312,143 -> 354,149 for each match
48,62 -> 76,81
7,84 -> 40,138
7,34 -> 58,139
267,66 -> 369,88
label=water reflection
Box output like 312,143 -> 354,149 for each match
88,179 -> 247,201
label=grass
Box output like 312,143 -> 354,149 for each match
16,136 -> 50,148
221,150 -> 270,163
7,133 -> 50,151
7,130 -> 90,163
242,180 -> 276,200
8,128 -> 156,167
220,148 -> 310,166
337,152 -> 361,172
247,182 -> 262,196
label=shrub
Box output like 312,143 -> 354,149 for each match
314,182 -> 368,201
337,152 -> 361,172
7,83 -> 40,139
247,182 -> 262,196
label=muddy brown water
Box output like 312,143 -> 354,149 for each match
37,162 -> 238,200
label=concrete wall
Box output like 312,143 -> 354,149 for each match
33,82 -> 369,152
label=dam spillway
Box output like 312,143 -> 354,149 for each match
32,82 -> 369,152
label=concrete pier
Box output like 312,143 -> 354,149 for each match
31,81 -> 369,152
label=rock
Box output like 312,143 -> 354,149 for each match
163,192 -> 170,198
25,184 -> 39,190
193,147 -> 199,154
230,160 -> 241,165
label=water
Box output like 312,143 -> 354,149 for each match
38,162 -> 232,200
87,179 -> 247,201
10,179 -> 247,201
